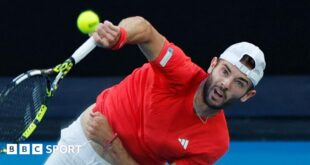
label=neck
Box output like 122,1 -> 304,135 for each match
193,79 -> 220,118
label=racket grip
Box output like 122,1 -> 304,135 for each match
71,37 -> 96,64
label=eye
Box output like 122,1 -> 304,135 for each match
222,69 -> 229,76
235,80 -> 245,88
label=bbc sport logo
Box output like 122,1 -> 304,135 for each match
5,143 -> 81,155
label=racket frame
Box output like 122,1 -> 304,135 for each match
0,37 -> 96,148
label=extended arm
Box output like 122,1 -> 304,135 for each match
92,16 -> 165,60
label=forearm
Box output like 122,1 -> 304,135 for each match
118,16 -> 152,44
118,16 -> 165,60
93,16 -> 165,60
107,138 -> 139,165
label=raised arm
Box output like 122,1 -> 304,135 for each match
92,16 -> 165,60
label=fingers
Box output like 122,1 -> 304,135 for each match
86,125 -> 100,144
93,31 -> 110,47
92,20 -> 120,48
86,112 -> 103,143
105,20 -> 119,33
88,112 -> 108,129
85,111 -> 112,145
90,111 -> 101,118
102,21 -> 118,37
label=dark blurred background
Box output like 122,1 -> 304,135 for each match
0,0 -> 310,76
0,0 -> 309,140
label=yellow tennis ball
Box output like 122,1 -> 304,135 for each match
77,10 -> 100,34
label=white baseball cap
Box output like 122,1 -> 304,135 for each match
219,42 -> 266,87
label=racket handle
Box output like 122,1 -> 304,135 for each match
71,37 -> 96,64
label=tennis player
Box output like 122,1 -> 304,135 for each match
45,16 -> 266,165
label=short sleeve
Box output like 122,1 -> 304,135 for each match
149,40 -> 204,91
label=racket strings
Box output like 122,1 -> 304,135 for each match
0,76 -> 48,142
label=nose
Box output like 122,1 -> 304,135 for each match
220,78 -> 231,90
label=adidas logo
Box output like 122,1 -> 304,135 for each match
178,138 -> 189,150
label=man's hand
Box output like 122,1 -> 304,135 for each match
92,20 -> 121,48
85,111 -> 115,146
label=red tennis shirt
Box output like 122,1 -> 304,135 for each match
93,40 -> 229,165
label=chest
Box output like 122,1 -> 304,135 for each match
141,90 -> 201,159
143,113 -> 220,162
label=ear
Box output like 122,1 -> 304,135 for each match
240,89 -> 256,102
207,57 -> 218,74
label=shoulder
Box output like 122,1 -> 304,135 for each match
150,40 -> 192,66
150,40 -> 205,76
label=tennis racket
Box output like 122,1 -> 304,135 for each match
0,37 -> 96,153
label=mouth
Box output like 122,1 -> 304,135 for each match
211,87 -> 225,101
202,79 -> 227,109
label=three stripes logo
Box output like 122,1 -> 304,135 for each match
178,138 -> 189,150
